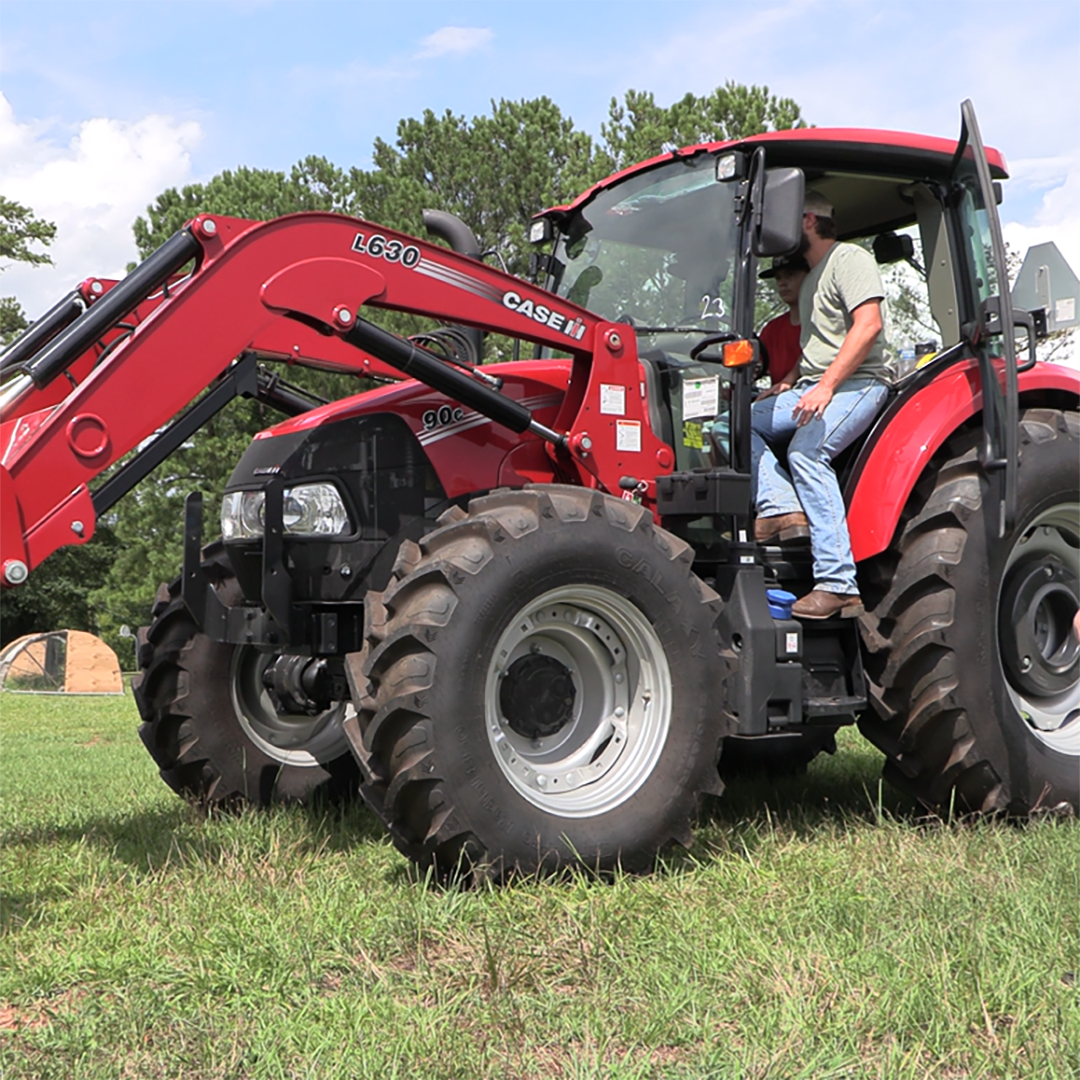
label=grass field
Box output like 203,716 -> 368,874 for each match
1,690 -> 1076,1079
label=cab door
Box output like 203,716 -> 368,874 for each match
948,99 -> 1024,534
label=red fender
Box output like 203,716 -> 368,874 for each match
846,359 -> 1080,563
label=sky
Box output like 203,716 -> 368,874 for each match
1,0 -> 1078,320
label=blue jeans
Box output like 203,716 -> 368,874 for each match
751,376 -> 889,594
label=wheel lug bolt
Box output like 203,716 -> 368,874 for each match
1021,656 -> 1032,672
614,706 -> 625,718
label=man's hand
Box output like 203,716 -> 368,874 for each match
792,381 -> 833,424
754,370 -> 799,402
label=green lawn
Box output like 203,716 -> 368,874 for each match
1,690 -> 1076,1079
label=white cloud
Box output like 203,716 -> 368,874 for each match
414,26 -> 493,60
0,93 -> 201,319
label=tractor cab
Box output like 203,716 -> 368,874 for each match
533,104 -> 1027,548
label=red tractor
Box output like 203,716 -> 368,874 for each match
2,101 -> 1076,877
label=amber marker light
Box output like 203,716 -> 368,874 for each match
722,339 -> 756,367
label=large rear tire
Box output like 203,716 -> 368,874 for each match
858,408 -> 1080,814
344,486 -> 731,879
133,543 -> 359,806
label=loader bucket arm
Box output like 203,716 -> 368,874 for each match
1,273 -> 430,428
1,211 -> 672,584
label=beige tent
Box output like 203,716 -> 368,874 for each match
0,630 -> 123,694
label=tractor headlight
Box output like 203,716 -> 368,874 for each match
220,491 -> 268,539
281,483 -> 350,535
221,483 -> 350,540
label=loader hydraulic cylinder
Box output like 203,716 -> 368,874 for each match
23,229 -> 201,392
343,315 -> 565,446
0,290 -> 85,376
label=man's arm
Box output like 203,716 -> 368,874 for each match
755,365 -> 800,400
792,299 -> 882,425
755,313 -> 804,399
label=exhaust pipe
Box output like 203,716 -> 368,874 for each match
422,210 -> 484,365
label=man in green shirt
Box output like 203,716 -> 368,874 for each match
750,190 -> 892,619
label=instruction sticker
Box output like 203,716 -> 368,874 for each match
682,376 -> 720,419
616,419 -> 642,452
600,383 -> 626,415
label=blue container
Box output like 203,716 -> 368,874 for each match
766,588 -> 796,619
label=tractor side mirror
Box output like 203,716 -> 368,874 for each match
753,167 -> 805,258
873,232 -> 914,264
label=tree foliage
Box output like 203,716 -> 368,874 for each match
353,97 -> 603,278
600,82 -> 806,172
0,196 -> 57,267
0,196 -> 57,345
0,296 -> 29,347
133,159 -> 351,258
8,85 -> 806,656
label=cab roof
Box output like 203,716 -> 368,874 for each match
540,127 -> 1009,221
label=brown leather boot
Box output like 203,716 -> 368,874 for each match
753,512 -> 810,543
792,589 -> 864,619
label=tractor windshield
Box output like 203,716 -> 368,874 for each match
547,152 -> 746,479
549,153 -> 739,336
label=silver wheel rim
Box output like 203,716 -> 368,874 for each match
484,585 -> 671,818
230,648 -> 353,767
999,502 -> 1080,753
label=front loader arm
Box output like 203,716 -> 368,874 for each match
0,270 -> 417,429
1,211 -> 674,585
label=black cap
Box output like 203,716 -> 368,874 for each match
759,252 -> 810,279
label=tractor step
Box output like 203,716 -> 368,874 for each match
803,693 -> 867,718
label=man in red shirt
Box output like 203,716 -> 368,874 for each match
757,252 -> 810,391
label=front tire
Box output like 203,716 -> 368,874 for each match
344,486 -> 731,879
133,543 -> 359,806
858,408 -> 1080,814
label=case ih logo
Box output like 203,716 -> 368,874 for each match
502,290 -> 586,341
